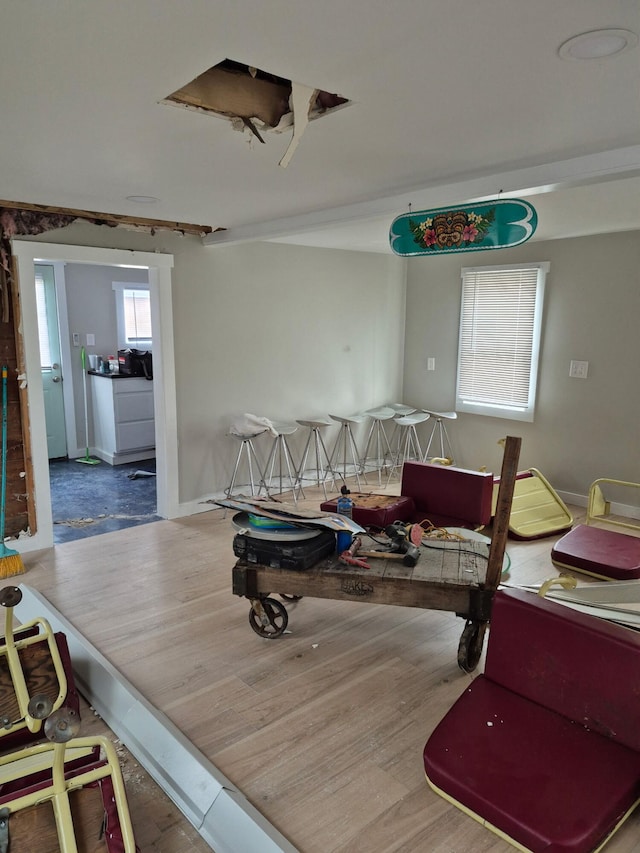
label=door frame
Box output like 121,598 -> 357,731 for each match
36,261 -> 72,459
12,241 -> 178,552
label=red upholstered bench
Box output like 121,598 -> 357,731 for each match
319,493 -> 414,529
551,524 -> 640,580
401,461 -> 493,528
424,588 -> 640,853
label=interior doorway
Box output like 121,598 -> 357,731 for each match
12,241 -> 178,553
35,263 -> 67,459
34,260 -> 161,543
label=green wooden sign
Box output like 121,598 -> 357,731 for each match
389,198 -> 537,256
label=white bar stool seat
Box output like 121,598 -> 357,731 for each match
296,418 -> 337,499
422,410 -> 457,462
328,413 -> 368,491
386,402 -> 417,416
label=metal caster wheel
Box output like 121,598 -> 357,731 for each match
249,597 -> 289,638
457,620 -> 487,673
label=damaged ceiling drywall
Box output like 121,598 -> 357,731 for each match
163,59 -> 350,166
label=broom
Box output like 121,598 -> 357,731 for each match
0,366 -> 25,578
76,347 -> 100,465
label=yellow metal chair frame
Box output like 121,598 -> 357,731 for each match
587,478 -> 640,534
1,596 -> 67,736
0,734 -> 137,852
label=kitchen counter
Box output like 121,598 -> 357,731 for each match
89,374 -> 155,464
88,369 -> 151,380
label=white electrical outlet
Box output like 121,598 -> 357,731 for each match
427,357 -> 436,371
72,333 -> 80,347
569,360 -> 589,379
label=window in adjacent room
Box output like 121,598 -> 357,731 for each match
455,262 -> 548,422
113,283 -> 152,350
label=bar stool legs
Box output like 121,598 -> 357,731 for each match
422,410 -> 457,462
386,412 -> 430,483
361,407 -> 395,485
328,414 -> 368,490
263,422 -> 304,503
226,432 -> 270,498
296,419 -> 337,500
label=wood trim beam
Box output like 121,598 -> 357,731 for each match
0,199 -> 213,237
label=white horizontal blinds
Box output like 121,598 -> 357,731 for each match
123,289 -> 152,343
458,266 -> 539,409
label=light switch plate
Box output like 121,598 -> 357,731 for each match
86,333 -> 95,346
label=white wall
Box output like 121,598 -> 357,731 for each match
20,223 -> 407,509
171,240 -> 406,504
403,230 -> 640,500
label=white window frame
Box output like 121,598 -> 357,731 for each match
455,261 -> 548,422
113,282 -> 153,351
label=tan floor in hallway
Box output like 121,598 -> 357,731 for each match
13,478 -> 640,853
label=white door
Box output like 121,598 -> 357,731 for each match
35,264 -> 67,459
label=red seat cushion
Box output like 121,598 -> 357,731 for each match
401,461 -> 493,528
551,524 -> 640,580
320,493 -> 414,528
485,589 -> 640,752
424,676 -> 640,853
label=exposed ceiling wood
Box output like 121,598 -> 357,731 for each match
0,1 -> 637,251
0,199 -> 212,237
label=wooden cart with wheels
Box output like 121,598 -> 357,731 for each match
232,436 -> 521,672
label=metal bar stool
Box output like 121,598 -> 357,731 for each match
328,413 -> 368,491
296,418 -> 337,499
385,403 -> 417,462
360,407 -> 396,485
263,421 -> 304,503
386,411 -> 430,483
422,410 -> 457,462
225,428 -> 270,498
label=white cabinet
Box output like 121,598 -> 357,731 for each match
90,374 -> 155,465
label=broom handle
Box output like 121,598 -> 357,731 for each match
0,367 -> 7,542
80,346 -> 90,449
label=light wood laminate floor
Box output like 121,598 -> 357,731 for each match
16,481 -> 640,853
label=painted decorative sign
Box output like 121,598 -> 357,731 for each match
389,198 -> 537,256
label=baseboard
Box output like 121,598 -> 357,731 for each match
557,490 -> 587,508
557,490 -> 640,521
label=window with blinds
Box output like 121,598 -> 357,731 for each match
455,262 -> 548,422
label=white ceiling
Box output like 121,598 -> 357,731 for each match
1,1 -> 638,253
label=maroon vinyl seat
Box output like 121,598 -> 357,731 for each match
551,523 -> 640,580
423,588 -> 640,853
319,493 -> 414,529
321,462 -> 493,530
400,460 -> 493,529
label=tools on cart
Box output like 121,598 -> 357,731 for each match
357,521 -> 422,567
339,521 -> 422,568
339,536 -> 370,570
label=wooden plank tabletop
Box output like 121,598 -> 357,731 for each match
234,534 -> 492,614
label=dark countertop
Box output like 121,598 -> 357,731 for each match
88,370 -> 147,379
